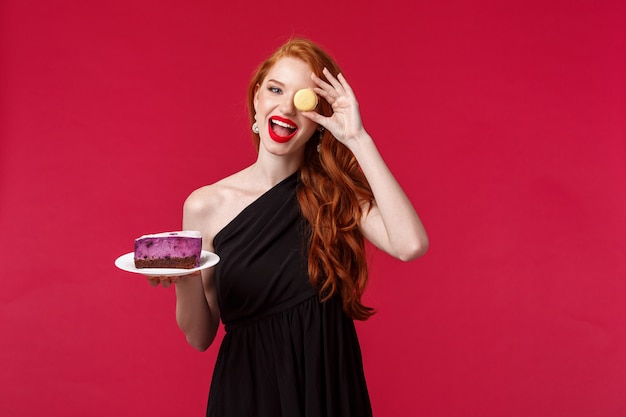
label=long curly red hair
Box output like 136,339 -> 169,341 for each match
247,38 -> 375,320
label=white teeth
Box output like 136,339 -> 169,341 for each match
272,119 -> 296,129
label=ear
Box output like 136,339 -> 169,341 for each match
253,83 -> 260,112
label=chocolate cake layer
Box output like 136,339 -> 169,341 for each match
134,256 -> 198,269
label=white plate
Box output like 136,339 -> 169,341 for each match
114,250 -> 220,277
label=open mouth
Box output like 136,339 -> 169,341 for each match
268,116 -> 298,143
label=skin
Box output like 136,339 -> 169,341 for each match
147,56 -> 429,351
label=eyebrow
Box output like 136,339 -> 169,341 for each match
266,79 -> 285,86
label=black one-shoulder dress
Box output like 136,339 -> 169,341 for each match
207,172 -> 372,417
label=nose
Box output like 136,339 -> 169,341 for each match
279,93 -> 297,116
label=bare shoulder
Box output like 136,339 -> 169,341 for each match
185,169 -> 251,212
184,180 -> 227,216
183,168 -> 256,246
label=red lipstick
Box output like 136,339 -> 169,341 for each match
268,116 -> 298,143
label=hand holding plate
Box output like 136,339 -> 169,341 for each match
146,271 -> 201,287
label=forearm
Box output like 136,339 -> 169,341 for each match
305,70 -> 427,259
347,132 -> 429,260
174,274 -> 219,351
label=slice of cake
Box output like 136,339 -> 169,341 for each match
134,231 -> 202,269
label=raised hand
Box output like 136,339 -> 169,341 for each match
304,68 -> 366,147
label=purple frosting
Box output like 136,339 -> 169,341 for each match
134,231 -> 202,265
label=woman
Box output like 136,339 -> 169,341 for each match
150,38 -> 428,417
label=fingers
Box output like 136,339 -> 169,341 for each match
145,271 -> 201,287
311,71 -> 337,104
161,277 -> 175,288
147,276 -> 176,288
313,68 -> 349,92
301,109 -> 327,125
311,71 -> 332,91
147,276 -> 161,287
336,73 -> 355,96
311,69 -> 356,110
323,68 -> 346,94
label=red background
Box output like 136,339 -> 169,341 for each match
1,0 -> 625,416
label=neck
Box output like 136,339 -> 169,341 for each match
251,150 -> 303,187
248,162 -> 300,189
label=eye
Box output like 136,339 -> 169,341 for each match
268,86 -> 282,94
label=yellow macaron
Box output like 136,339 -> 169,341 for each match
294,88 -> 318,111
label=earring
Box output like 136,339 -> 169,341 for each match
252,122 -> 259,134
